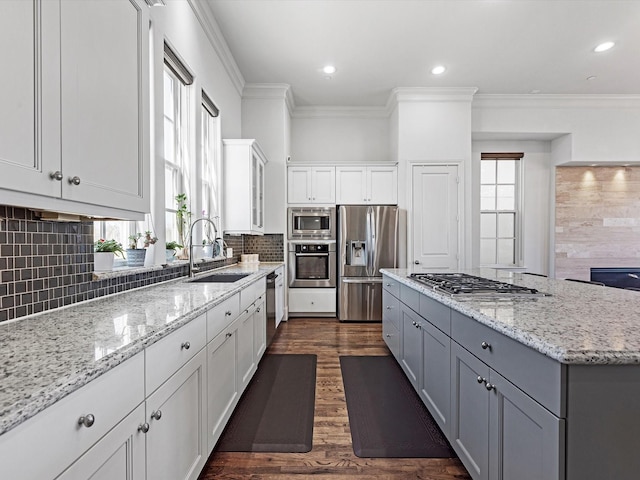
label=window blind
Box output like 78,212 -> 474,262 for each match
164,42 -> 193,85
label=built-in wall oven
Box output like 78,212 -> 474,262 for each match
288,242 -> 336,288
288,207 -> 336,241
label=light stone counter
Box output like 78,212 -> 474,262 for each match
381,267 -> 640,365
0,262 -> 282,436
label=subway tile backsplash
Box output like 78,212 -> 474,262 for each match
0,206 -> 284,323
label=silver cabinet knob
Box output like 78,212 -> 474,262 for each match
477,376 -> 485,384
151,410 -> 162,421
49,171 -> 63,181
481,341 -> 491,350
414,260 -> 420,265
385,334 -> 391,338
385,283 -> 391,287
386,305 -> 391,309
412,321 -> 417,326
138,422 -> 150,433
78,414 -> 95,428
225,310 -> 232,316
256,307 -> 261,313
485,382 -> 496,391
181,341 -> 190,350
68,176 -> 81,186
225,332 -> 232,338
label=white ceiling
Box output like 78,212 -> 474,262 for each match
203,0 -> 640,107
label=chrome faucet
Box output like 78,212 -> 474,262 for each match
189,217 -> 218,278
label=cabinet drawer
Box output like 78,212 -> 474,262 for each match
383,317 -> 400,360
382,275 -> 400,298
240,278 -> 266,312
400,283 -> 420,313
0,353 -> 144,480
451,310 -> 565,416
382,289 -> 400,329
289,288 -> 336,313
420,294 -> 451,335
207,293 -> 240,342
145,314 -> 206,395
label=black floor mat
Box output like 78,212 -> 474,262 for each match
340,355 -> 456,458
216,354 -> 317,453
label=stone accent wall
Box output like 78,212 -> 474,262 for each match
555,166 -> 640,280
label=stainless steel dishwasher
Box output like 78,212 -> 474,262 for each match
266,272 -> 277,346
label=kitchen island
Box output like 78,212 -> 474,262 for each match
381,268 -> 640,480
0,262 -> 283,480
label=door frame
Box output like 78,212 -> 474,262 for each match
408,162 -> 465,270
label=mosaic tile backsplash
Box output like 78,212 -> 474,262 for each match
0,206 -> 284,323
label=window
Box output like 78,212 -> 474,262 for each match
200,90 -> 220,241
480,153 -> 523,266
163,43 -> 193,244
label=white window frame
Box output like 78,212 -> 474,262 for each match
200,91 -> 221,244
479,155 -> 523,267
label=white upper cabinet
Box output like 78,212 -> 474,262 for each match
287,166 -> 335,204
336,165 -> 397,205
0,0 -> 149,218
224,139 -> 268,235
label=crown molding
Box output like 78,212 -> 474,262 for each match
187,0 -> 245,97
242,83 -> 296,117
387,87 -> 478,108
292,105 -> 389,119
473,94 -> 640,109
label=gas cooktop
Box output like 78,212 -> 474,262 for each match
409,273 -> 548,297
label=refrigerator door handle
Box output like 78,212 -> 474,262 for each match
342,277 -> 383,284
365,206 -> 373,277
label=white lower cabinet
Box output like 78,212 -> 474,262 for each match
57,403 -> 146,480
288,287 -> 336,315
146,348 -> 207,480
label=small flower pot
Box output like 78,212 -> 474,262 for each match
126,248 -> 146,267
165,249 -> 176,263
94,252 -> 115,272
203,245 -> 214,258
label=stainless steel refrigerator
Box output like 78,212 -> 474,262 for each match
337,205 -> 399,322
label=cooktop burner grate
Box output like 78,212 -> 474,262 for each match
409,273 -> 546,297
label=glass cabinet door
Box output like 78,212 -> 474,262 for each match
251,154 -> 264,230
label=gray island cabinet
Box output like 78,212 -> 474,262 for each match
382,269 -> 640,480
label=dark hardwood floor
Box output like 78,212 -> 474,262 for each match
199,317 -> 471,480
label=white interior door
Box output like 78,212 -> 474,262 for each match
412,165 -> 459,270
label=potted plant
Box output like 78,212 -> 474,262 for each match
175,193 -> 191,259
126,233 -> 147,267
165,241 -> 183,263
94,239 -> 124,271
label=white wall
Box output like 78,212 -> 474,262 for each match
290,113 -> 389,163
472,95 -> 640,165
471,140 -> 552,275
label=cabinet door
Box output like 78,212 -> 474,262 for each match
451,342 -> 490,480
336,166 -> 367,204
311,166 -> 336,203
420,320 -> 451,437
59,0 -> 149,213
275,268 -> 285,326
0,0 -> 60,198
254,298 -> 267,361
237,309 -> 256,394
489,370 -> 564,480
288,167 -> 312,203
56,403 -> 146,480
206,326 -> 239,453
399,304 -> 422,390
251,154 -> 264,231
368,166 -> 398,204
146,349 -> 207,480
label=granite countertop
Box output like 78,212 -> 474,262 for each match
0,262 -> 283,437
382,267 -> 640,366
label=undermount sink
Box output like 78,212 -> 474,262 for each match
189,272 -> 251,283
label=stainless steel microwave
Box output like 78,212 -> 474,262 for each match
287,207 -> 336,240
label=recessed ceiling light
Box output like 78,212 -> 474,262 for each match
322,65 -> 336,75
594,41 -> 615,53
431,65 -> 446,75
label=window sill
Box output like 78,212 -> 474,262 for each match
91,256 -> 230,281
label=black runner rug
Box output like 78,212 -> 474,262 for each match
216,354 -> 317,453
340,355 -> 456,458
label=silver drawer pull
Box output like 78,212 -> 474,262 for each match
386,305 -> 391,309
181,341 -> 191,350
226,332 -> 233,338
485,382 -> 496,391
477,376 -> 485,384
151,410 -> 162,421
68,176 -> 81,186
481,341 -> 492,350
138,422 -> 150,433
256,307 -> 261,313
78,414 -> 95,428
49,171 -> 63,181
225,310 -> 232,316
